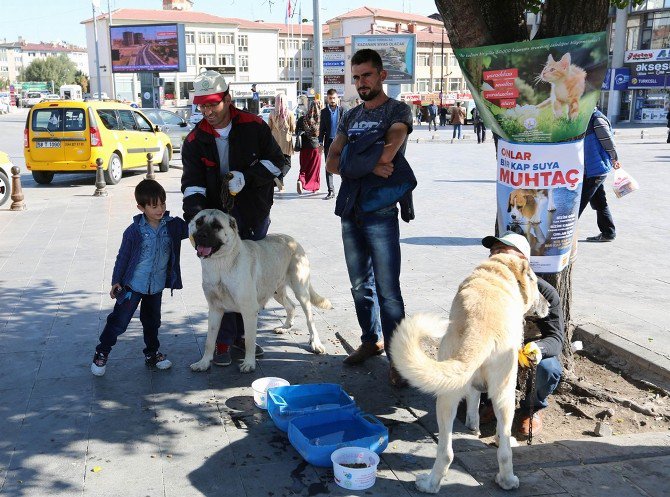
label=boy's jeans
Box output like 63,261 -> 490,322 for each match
521,356 -> 562,410
341,205 -> 405,359
96,289 -> 162,356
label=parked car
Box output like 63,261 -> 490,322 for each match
141,108 -> 193,152
24,100 -> 172,185
0,151 -> 14,207
258,106 -> 274,124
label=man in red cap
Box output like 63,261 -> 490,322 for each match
181,71 -> 285,368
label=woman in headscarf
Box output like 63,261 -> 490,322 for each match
295,99 -> 323,194
268,93 -> 296,192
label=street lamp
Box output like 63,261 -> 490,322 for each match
92,0 -> 103,101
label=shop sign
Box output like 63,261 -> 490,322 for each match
624,48 -> 670,62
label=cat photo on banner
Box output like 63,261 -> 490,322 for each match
454,32 -> 608,144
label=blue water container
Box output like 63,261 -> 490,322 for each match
288,409 -> 388,467
266,383 -> 357,432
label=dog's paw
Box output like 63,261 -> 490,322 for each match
465,414 -> 480,434
495,472 -> 519,490
239,360 -> 256,373
274,326 -> 290,334
310,340 -> 326,355
190,360 -> 211,372
415,473 -> 440,494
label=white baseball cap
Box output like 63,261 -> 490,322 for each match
482,231 -> 531,260
193,70 -> 229,105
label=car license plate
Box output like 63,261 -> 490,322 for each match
36,141 -> 61,148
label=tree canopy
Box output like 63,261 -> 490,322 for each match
20,54 -> 78,92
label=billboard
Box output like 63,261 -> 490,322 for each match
351,35 -> 416,84
110,23 -> 186,73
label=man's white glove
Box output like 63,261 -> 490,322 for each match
228,171 -> 245,196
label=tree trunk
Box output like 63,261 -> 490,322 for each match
434,0 -> 609,372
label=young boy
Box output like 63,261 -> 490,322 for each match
91,179 -> 189,376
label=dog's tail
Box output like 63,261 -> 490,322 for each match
309,284 -> 333,310
390,313 -> 492,397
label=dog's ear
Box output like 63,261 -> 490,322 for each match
228,216 -> 238,233
524,193 -> 536,206
507,193 -> 513,212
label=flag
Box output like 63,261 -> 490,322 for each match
285,0 -> 290,25
298,1 -> 302,23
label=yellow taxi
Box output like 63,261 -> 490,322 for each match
24,100 -> 172,185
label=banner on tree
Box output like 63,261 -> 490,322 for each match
497,138 -> 584,273
454,32 -> 607,143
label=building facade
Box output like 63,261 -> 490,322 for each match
0,39 -> 87,83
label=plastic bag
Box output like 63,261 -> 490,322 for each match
612,167 -> 639,198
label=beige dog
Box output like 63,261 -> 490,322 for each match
189,209 -> 332,373
390,253 -> 549,493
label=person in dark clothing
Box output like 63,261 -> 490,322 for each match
480,232 -> 564,436
427,100 -> 438,131
318,88 -> 343,199
181,70 -> 285,368
579,108 -> 619,242
439,105 -> 448,127
471,107 -> 486,143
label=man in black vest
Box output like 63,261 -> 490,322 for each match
318,88 -> 343,200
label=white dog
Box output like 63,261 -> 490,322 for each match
390,254 -> 549,493
189,209 -> 332,373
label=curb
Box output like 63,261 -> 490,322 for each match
575,323 -> 670,385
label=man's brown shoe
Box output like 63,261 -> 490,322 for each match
343,341 -> 384,365
389,362 -> 408,388
518,411 -> 542,436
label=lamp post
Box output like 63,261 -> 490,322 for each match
312,0 -> 324,99
440,27 -> 444,108
92,0 -> 103,101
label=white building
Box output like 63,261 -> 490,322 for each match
0,39 -> 88,81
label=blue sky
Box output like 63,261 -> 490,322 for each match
0,0 -> 440,47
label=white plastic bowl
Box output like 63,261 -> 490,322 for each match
251,377 -> 290,409
331,446 -> 380,490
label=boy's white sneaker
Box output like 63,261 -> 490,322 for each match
145,351 -> 172,370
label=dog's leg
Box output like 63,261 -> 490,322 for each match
547,189 -> 556,211
490,369 -> 520,490
416,394 -> 459,494
293,285 -> 325,354
273,286 -> 296,334
464,388 -> 481,435
239,310 -> 259,373
190,307 -> 224,372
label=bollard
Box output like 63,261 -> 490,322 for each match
146,152 -> 155,180
93,158 -> 108,197
10,165 -> 26,211
640,130 -> 644,139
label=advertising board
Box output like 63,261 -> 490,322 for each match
111,23 -> 186,73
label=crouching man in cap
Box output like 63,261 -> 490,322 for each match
181,70 -> 285,368
481,232 -> 564,435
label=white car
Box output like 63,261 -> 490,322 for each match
0,151 -> 14,207
258,106 -> 274,123
24,92 -> 44,107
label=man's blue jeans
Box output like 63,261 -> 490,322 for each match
578,174 -> 615,238
452,124 -> 462,139
521,356 -> 562,410
341,205 -> 405,359
97,289 -> 162,356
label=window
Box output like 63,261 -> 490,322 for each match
134,112 -> 154,132
118,109 -> 138,131
64,109 -> 85,131
186,54 -> 196,66
198,54 -> 215,66
279,57 -> 286,68
433,54 -> 445,67
185,32 -> 195,44
159,111 -> 184,126
417,78 -> 430,92
32,108 -> 85,132
302,40 -> 312,50
279,40 -> 286,51
238,35 -> 248,52
217,33 -> 233,45
198,32 -> 215,44
238,54 -> 248,72
218,54 -> 233,66
448,78 -> 461,91
302,58 -> 312,69
448,54 -> 457,67
417,54 -> 430,66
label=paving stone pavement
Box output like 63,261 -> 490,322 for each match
0,133 -> 668,496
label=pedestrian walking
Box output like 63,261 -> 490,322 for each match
268,93 -> 296,192
325,48 -> 415,388
578,107 -> 619,242
318,88 -> 343,199
296,100 -> 323,194
427,100 -> 438,131
439,105 -> 448,127
181,70 -> 284,367
91,179 -> 189,377
450,101 -> 466,141
472,107 -> 486,143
